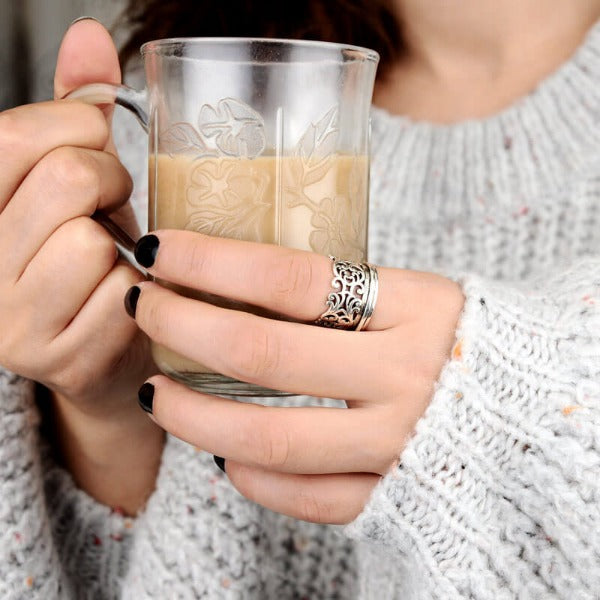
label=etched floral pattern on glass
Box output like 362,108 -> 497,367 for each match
159,99 -> 367,259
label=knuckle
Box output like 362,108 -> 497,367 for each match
45,147 -> 102,204
268,252 -> 314,311
0,109 -> 30,155
243,416 -> 291,469
226,317 -> 281,382
60,217 -> 117,264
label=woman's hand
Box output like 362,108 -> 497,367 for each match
127,229 -> 465,524
0,20 -> 161,513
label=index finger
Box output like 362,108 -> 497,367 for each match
135,230 -> 400,330
0,101 -> 109,211
54,18 -> 122,156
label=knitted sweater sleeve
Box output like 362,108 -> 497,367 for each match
346,257 -> 600,599
0,372 -> 134,599
0,373 -> 65,598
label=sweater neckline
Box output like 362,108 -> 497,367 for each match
369,19 -> 600,216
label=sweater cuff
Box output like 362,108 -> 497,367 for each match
41,454 -> 136,597
345,260 -> 600,599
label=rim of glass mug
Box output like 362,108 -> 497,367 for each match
140,36 -> 380,64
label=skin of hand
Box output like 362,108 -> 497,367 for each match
0,20 -> 162,514
127,230 -> 464,524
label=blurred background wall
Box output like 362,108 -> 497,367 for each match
1,0 -> 126,110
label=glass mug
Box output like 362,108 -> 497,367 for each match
67,38 -> 379,396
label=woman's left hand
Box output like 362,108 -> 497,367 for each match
126,230 -> 464,524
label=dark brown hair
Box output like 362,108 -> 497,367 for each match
119,0 -> 402,77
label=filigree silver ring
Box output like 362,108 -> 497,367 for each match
314,256 -> 379,331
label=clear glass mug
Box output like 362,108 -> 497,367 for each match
66,37 -> 379,396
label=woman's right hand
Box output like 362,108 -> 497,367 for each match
0,20 -> 162,512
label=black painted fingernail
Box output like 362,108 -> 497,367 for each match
213,455 -> 226,473
124,286 -> 141,318
134,234 -> 160,268
138,382 -> 155,414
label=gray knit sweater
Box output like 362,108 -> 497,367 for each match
2,21 -> 600,600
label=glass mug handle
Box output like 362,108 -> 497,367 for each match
63,83 -> 149,252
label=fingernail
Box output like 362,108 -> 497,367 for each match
70,16 -> 102,26
135,234 -> 160,268
138,382 -> 155,414
124,286 -> 141,318
213,455 -> 226,473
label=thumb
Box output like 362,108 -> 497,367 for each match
54,18 -> 140,237
54,18 -> 121,100
55,19 -> 121,154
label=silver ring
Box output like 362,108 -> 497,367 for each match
314,257 -> 379,331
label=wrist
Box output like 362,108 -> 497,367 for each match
48,388 -> 164,515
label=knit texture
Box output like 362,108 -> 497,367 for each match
347,263 -> 600,598
2,19 -> 600,600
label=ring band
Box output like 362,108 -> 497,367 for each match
314,257 -> 379,331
